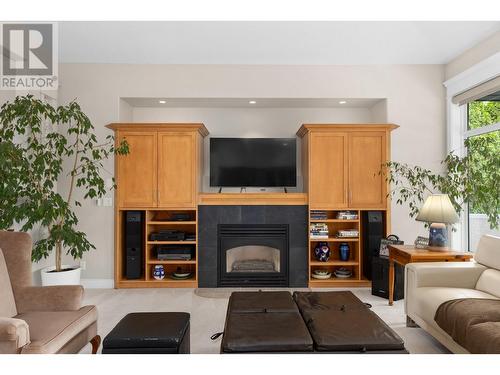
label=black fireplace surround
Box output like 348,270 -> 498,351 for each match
198,205 -> 308,287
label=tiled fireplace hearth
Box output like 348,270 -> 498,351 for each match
198,205 -> 308,287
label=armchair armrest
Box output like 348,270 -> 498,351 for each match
406,262 -> 486,290
15,285 -> 84,313
0,317 -> 30,354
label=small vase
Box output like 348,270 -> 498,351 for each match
314,242 -> 331,262
339,243 -> 350,261
153,265 -> 165,280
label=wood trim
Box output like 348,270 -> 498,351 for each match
106,123 -> 209,137
297,123 -> 399,137
198,192 -> 308,205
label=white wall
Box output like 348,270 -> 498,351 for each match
132,106 -> 373,192
57,64 -> 446,281
445,30 -> 500,80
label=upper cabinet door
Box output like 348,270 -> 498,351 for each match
157,132 -> 197,208
348,132 -> 387,208
308,132 -> 348,209
117,132 -> 157,207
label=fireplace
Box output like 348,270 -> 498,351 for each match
218,224 -> 289,287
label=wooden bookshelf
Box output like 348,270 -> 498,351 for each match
308,209 -> 368,287
115,208 -> 198,288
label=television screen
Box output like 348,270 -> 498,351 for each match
210,138 -> 297,187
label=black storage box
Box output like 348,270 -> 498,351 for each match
371,257 -> 404,301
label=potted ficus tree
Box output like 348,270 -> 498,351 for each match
0,95 -> 129,285
384,134 -> 499,232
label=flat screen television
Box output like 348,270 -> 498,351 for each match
210,138 -> 297,187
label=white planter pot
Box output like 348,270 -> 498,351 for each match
41,265 -> 81,286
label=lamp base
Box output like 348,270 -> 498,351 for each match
427,222 -> 448,251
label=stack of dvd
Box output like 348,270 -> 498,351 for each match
310,210 -> 328,220
310,223 -> 329,239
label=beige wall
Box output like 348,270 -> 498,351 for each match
445,30 -> 500,80
57,63 -> 446,281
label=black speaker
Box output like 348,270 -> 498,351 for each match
371,257 -> 404,301
362,211 -> 384,280
124,211 -> 143,279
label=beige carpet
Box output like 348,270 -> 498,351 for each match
80,287 -> 449,354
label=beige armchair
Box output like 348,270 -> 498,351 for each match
0,231 -> 100,354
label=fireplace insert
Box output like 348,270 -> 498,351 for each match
218,224 -> 289,287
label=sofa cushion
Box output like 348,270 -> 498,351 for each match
227,291 -> 299,313
474,234 -> 500,270
434,298 -> 500,354
294,291 -> 405,352
411,287 -> 496,331
16,305 -> 97,354
222,312 -> 313,353
0,249 -> 17,317
466,321 -> 500,354
476,269 -> 500,298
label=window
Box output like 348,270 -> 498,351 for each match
465,91 -> 500,251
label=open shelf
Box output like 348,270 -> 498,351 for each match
147,259 -> 197,265
310,219 -> 359,223
147,240 -> 197,245
309,238 -> 359,242
118,208 -> 199,288
147,221 -> 196,225
308,209 -> 364,287
310,260 -> 359,266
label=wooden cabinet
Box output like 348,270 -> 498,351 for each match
309,132 -> 348,208
158,132 -> 197,207
107,123 -> 208,289
298,124 -> 397,210
348,131 -> 387,208
298,124 -> 398,288
116,132 -> 157,207
108,123 -> 208,209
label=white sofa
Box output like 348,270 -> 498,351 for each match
405,234 -> 500,353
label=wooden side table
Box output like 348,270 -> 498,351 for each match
387,245 -> 473,306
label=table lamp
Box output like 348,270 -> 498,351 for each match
415,194 -> 459,251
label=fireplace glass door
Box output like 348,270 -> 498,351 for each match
218,224 -> 289,287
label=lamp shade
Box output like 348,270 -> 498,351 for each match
415,194 -> 459,224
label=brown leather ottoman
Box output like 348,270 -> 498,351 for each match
221,291 -> 313,353
294,291 -> 407,353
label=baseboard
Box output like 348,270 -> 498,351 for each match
81,278 -> 114,289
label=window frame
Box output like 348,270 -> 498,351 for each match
444,52 -> 500,251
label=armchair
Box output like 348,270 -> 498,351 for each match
0,231 -> 100,354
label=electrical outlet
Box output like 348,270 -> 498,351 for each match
80,261 -> 86,270
103,197 -> 113,207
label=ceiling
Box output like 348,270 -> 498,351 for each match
59,21 -> 500,65
122,98 -> 382,108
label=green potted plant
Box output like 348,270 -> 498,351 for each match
0,95 -> 129,285
384,134 -> 499,231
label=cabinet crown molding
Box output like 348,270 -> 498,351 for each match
296,123 -> 399,138
106,123 -> 209,137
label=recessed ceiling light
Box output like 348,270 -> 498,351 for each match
339,100 -> 347,104
159,100 -> 166,104
249,100 -> 257,104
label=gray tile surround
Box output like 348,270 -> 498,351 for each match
198,205 -> 308,287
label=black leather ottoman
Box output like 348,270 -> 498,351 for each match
294,291 -> 407,353
103,312 -> 190,354
221,291 -> 313,353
